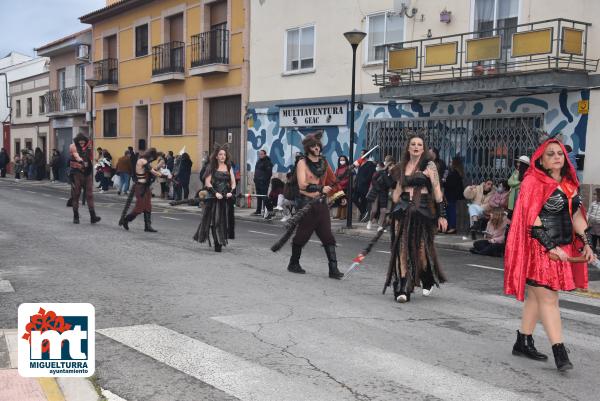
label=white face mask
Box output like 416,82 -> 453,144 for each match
339,160 -> 346,166
496,186 -> 505,193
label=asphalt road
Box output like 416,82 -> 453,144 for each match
1,178 -> 600,401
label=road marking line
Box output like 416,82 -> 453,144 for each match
98,324 -> 344,401
0,280 -> 15,293
214,314 -> 533,401
38,378 -> 66,401
59,197 -> 69,201
466,264 -> 503,272
376,250 -> 391,254
248,230 -> 276,236
159,216 -> 181,221
42,194 -> 51,197
25,190 -> 36,194
102,389 -> 128,401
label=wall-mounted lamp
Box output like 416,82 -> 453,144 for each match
440,9 -> 452,24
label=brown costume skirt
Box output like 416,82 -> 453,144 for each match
384,195 -> 447,297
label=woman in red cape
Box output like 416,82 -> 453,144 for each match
504,139 -> 596,371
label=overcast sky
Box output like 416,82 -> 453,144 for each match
0,0 -> 106,57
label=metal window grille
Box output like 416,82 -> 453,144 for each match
366,114 -> 542,183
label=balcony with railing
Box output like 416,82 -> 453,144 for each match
375,18 -> 599,101
190,28 -> 230,76
44,86 -> 87,116
93,58 -> 118,92
151,41 -> 185,83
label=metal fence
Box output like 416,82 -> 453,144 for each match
366,115 -> 542,183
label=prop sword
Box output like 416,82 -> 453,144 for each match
342,223 -> 389,280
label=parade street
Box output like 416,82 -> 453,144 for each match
0,179 -> 599,401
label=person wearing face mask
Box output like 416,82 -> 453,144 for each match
333,155 -> 350,220
366,156 -> 395,230
464,179 -> 496,239
508,155 -> 530,219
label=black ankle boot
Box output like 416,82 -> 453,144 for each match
73,209 -> 80,224
324,245 -> 343,279
89,209 -> 101,224
143,212 -> 157,232
214,242 -> 222,252
287,244 -> 305,274
121,213 -> 136,230
512,330 -> 548,361
396,277 -> 410,303
552,343 -> 573,371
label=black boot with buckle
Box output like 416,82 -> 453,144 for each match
552,343 -> 573,371
287,244 -> 306,274
324,244 -> 343,279
512,330 -> 548,361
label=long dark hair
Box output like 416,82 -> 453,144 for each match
337,155 -> 348,168
206,144 -> 231,178
392,133 -> 431,183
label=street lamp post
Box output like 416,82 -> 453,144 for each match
343,29 -> 366,229
85,66 -> 98,144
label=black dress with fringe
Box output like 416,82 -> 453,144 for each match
384,171 -> 447,298
193,170 -> 232,247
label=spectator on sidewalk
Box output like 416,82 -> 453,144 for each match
115,150 -> 133,195
429,147 -> 447,181
464,179 -> 496,239
354,149 -> 376,221
166,150 -> 174,172
486,180 -> 509,212
443,156 -> 465,234
174,152 -> 193,200
50,149 -> 61,182
13,154 -> 22,181
333,155 -> 350,220
34,147 -> 45,180
588,188 -> 600,254
96,150 -> 113,192
469,208 -> 509,257
507,155 -> 530,219
264,177 -> 285,220
253,149 -> 273,216
0,148 -> 8,178
366,156 -> 395,230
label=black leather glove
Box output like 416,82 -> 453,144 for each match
530,226 -> 558,251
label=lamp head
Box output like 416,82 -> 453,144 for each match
344,29 -> 367,47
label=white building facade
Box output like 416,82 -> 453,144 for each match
247,0 -> 600,199
9,72 -> 50,161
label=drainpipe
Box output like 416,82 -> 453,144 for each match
0,72 -> 11,124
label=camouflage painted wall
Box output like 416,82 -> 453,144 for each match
246,89 -> 589,173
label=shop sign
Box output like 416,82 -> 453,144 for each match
279,103 -> 347,127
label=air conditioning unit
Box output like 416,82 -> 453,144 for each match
77,45 -> 90,61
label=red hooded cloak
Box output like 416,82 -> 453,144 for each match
504,139 -> 588,301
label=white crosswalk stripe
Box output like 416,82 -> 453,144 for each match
98,324 -> 349,401
213,314 -> 533,401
